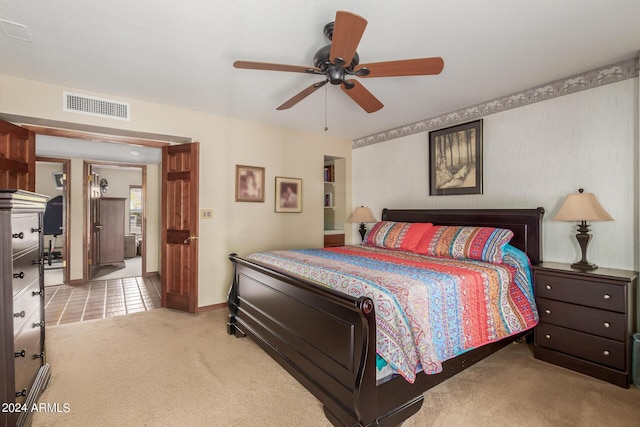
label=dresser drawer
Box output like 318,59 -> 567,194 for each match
11,213 -> 41,254
535,323 -> 625,370
14,327 -> 43,391
536,297 -> 626,341
13,279 -> 42,336
13,247 -> 41,297
14,349 -> 42,405
535,272 -> 626,313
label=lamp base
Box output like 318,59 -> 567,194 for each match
572,221 -> 597,271
571,260 -> 597,271
358,223 -> 367,242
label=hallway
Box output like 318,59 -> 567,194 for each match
44,275 -> 161,326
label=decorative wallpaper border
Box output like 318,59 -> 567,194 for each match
352,57 -> 639,149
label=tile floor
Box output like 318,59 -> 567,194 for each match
44,274 -> 161,326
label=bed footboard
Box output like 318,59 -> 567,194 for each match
226,208 -> 543,425
228,254 -> 423,426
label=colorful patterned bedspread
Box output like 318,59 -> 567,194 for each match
247,245 -> 538,383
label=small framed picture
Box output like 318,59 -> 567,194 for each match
275,177 -> 302,213
235,165 -> 265,202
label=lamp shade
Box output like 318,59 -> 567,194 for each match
552,189 -> 613,222
348,206 -> 376,223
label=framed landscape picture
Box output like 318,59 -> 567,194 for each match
235,165 -> 265,202
429,119 -> 483,196
275,176 -> 302,213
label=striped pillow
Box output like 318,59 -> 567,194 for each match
364,221 -> 433,252
414,225 -> 514,263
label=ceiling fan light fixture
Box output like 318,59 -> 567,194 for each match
351,67 -> 370,77
232,10 -> 443,113
323,22 -> 335,41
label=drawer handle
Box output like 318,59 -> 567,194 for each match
33,352 -> 45,360
16,388 -> 27,397
12,232 -> 24,239
14,310 -> 26,318
545,284 -> 552,290
32,290 -> 44,297
544,309 -> 551,314
31,227 -> 42,233
545,334 -> 551,339
603,294 -> 611,300
603,322 -> 610,328
33,321 -> 45,328
603,350 -> 610,356
15,349 -> 26,358
13,271 -> 25,279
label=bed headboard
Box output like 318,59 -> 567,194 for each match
381,207 -> 545,265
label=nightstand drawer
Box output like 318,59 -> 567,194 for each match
536,298 -> 626,341
535,272 -> 626,313
324,233 -> 344,247
535,323 -> 625,370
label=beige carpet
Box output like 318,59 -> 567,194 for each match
32,308 -> 640,427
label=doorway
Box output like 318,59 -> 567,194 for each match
28,123 -> 199,314
35,157 -> 71,287
85,161 -> 146,281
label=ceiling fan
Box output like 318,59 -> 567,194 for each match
233,10 -> 444,113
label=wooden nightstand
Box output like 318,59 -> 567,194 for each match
323,233 -> 345,248
532,262 -> 638,387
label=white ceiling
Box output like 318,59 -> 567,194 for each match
1,1 -> 639,142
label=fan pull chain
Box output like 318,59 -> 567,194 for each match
324,85 -> 328,131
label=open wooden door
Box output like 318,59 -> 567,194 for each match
161,142 -> 199,313
88,167 -> 101,278
0,119 -> 36,191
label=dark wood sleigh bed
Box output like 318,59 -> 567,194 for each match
227,207 -> 544,426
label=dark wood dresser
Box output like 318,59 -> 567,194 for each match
1,190 -> 51,427
532,262 -> 638,387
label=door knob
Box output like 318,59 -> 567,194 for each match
183,235 -> 199,244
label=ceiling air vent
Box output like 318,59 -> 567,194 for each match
63,92 -> 130,121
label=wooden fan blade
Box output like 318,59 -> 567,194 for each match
234,60 -> 320,74
277,80 -> 328,110
329,11 -> 367,68
340,80 -> 383,113
358,57 -> 444,78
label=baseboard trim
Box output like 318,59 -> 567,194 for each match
197,302 -> 226,313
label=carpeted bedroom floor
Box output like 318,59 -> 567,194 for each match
31,308 -> 640,427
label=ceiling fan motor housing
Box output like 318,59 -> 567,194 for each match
313,44 -> 360,85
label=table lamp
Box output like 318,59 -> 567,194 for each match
552,188 -> 613,270
348,206 -> 376,242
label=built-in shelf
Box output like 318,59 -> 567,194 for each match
323,156 -> 345,246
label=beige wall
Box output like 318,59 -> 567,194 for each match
0,74 -> 353,307
353,78 -> 639,272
